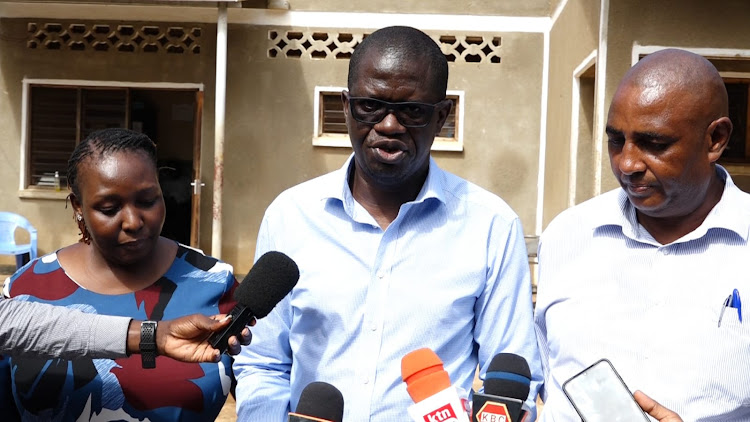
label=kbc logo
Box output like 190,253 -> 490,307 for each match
475,402 -> 511,422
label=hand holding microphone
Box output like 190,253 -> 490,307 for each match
401,347 -> 471,422
208,251 -> 299,353
288,381 -> 344,422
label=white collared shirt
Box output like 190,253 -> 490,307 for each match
535,166 -> 750,421
235,155 -> 542,421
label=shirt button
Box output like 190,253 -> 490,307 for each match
661,248 -> 670,255
377,272 -> 385,279
364,377 -> 370,384
370,325 -> 377,331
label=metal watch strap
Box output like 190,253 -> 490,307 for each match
140,321 -> 157,369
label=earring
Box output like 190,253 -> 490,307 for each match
76,214 -> 82,222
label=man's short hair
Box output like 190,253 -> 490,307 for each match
347,26 -> 449,100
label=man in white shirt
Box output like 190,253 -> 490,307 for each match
535,48 -> 749,421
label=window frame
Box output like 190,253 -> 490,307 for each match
312,86 -> 465,152
19,78 -> 203,199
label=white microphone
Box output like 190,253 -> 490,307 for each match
401,348 -> 470,422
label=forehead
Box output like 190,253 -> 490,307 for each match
607,81 -> 696,131
352,50 -> 435,101
77,150 -> 158,193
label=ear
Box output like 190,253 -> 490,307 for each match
706,116 -> 733,163
69,193 -> 83,216
433,99 -> 452,134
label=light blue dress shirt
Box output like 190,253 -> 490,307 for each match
535,166 -> 750,421
234,155 -> 542,421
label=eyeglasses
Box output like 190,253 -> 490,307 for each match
347,96 -> 443,128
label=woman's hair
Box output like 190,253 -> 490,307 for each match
67,128 -> 157,198
67,128 -> 157,243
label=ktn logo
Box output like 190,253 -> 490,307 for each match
423,403 -> 460,422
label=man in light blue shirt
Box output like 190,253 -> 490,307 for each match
535,49 -> 749,421
234,25 -> 541,421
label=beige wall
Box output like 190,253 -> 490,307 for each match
542,0 -> 600,227
221,25 -> 545,273
266,0 -> 553,16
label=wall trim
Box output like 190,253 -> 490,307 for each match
0,3 -> 551,33
593,0 -> 609,197
569,50 -> 597,208
535,28 -> 551,235
550,0 -> 569,28
232,10 -> 550,33
22,79 -> 204,90
632,44 -> 750,65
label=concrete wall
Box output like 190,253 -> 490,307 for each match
221,25 -> 545,272
269,0 -> 553,16
542,0 -> 600,227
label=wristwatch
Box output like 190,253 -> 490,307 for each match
140,320 -> 158,369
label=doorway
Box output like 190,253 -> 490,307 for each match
129,88 -> 203,247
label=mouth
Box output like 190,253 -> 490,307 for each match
119,238 -> 150,250
370,140 -> 407,164
622,182 -> 654,197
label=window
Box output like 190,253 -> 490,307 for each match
719,78 -> 750,193
722,79 -> 749,163
20,80 -> 203,198
25,85 -> 128,191
313,86 -> 464,151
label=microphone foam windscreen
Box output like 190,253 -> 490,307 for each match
484,353 -> 531,401
234,251 -> 300,318
401,348 -> 451,403
295,381 -> 344,422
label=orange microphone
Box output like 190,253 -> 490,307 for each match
401,348 -> 470,422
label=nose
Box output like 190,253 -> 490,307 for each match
615,140 -> 646,176
121,206 -> 144,232
374,112 -> 406,134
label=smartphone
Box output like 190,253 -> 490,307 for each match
562,359 -> 649,422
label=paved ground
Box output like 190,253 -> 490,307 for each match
216,396 -> 237,422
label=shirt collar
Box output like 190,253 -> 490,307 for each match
593,165 -> 749,243
321,153 -> 447,206
700,166 -> 750,241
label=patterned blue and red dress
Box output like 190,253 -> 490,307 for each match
0,244 -> 238,421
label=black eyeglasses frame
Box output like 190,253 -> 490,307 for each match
345,94 -> 447,128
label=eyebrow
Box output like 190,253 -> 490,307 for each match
605,126 -> 678,143
605,126 -> 622,137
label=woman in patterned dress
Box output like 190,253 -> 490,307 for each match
2,128 -> 240,421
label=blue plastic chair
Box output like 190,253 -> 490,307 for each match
0,212 -> 37,269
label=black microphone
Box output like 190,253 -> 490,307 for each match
472,353 -> 531,422
288,381 -> 344,422
208,251 -> 299,353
